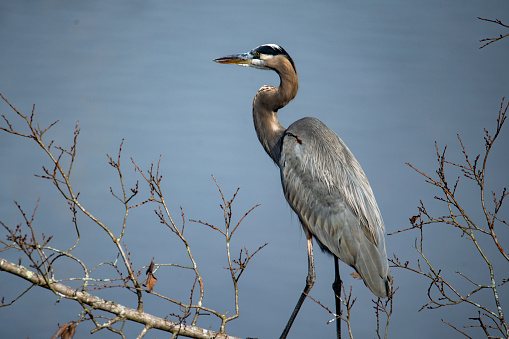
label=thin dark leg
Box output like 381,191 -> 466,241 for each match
333,257 -> 342,339
280,236 -> 316,339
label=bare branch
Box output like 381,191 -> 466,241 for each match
392,98 -> 509,338
478,17 -> 509,49
442,319 -> 473,338
0,94 -> 262,337
0,258 -> 242,339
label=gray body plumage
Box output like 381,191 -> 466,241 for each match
281,117 -> 391,297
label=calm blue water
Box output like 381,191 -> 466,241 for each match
1,1 -> 508,338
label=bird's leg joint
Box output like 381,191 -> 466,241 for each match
306,273 -> 316,287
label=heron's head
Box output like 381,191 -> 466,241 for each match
214,44 -> 296,73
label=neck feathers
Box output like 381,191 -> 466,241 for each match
252,56 -> 299,163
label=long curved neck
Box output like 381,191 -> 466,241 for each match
253,61 -> 299,164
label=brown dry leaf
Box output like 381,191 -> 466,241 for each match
146,273 -> 157,292
350,272 -> 362,280
62,323 -> 76,339
51,322 -> 76,339
409,215 -> 419,224
146,258 -> 155,275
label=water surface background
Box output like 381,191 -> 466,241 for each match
1,1 -> 508,338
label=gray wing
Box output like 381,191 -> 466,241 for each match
280,117 -> 392,298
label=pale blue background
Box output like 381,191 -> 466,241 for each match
1,1 -> 508,338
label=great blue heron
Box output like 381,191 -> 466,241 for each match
214,44 -> 392,338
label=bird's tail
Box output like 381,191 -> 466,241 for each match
339,229 -> 392,298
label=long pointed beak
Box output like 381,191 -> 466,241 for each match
213,52 -> 252,65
